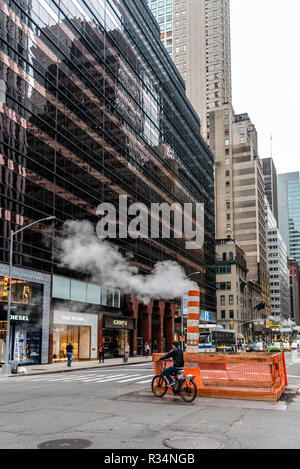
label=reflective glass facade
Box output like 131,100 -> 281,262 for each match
0,0 -> 215,313
278,173 -> 300,265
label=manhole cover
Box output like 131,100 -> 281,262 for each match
163,437 -> 224,449
38,439 -> 92,449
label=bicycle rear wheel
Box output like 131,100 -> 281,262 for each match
152,375 -> 168,397
180,378 -> 197,403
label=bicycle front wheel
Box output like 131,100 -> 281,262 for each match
180,378 -> 197,403
152,375 -> 168,397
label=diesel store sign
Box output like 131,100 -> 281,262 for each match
0,303 -> 28,321
104,316 -> 135,330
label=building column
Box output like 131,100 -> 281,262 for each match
165,302 -> 176,351
98,313 -> 104,349
140,299 -> 153,353
123,295 -> 139,356
48,308 -> 54,364
153,300 -> 164,353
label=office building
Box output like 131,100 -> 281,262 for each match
0,0 -> 216,363
289,259 -> 300,326
262,157 -> 279,224
216,239 -> 248,331
278,172 -> 300,264
209,105 -> 269,318
266,200 -> 290,320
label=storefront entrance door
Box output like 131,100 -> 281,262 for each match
103,329 -> 132,358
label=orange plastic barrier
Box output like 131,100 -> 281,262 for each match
152,352 -> 287,402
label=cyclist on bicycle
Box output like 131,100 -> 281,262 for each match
159,341 -> 184,387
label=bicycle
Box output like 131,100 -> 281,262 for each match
151,361 -> 198,403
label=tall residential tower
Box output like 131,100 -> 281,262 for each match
147,0 -> 232,139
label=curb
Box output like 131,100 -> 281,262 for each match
1,359 -> 151,378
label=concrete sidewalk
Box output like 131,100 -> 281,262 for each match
0,356 -> 153,377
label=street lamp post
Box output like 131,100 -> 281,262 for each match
181,272 -> 201,350
2,216 -> 56,375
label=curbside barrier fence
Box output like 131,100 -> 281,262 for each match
152,352 -> 287,402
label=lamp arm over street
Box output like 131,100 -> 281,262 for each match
13,216 -> 56,236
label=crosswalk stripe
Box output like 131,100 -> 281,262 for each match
117,374 -> 149,383
95,374 -> 130,383
30,374 -> 103,382
82,373 -> 127,382
0,372 -> 155,385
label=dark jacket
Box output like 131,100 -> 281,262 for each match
66,345 -> 73,353
160,348 -> 184,368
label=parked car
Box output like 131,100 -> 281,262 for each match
291,341 -> 300,350
282,341 -> 291,351
246,342 -> 257,352
269,342 -> 281,352
253,342 -> 268,352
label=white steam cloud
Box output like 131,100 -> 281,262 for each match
56,220 -> 198,303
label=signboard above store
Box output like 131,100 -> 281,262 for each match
104,315 -> 135,330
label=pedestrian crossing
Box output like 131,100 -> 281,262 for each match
0,371 -> 154,387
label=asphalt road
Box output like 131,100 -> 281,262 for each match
1,355 -> 300,450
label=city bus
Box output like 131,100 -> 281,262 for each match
199,326 -> 237,352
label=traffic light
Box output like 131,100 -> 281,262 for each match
230,321 -> 234,329
249,323 -> 253,329
2,277 -> 10,298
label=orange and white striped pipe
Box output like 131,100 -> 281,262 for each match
186,290 -> 200,354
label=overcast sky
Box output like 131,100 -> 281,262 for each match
230,0 -> 300,175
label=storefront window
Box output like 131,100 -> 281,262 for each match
103,316 -> 135,358
0,277 -> 43,305
106,289 -> 114,307
52,275 -> 71,300
13,323 -> 41,365
102,288 -> 107,306
52,275 -> 121,309
0,277 -> 43,365
103,329 -> 132,358
114,291 -> 120,308
52,325 -> 91,362
87,284 -> 101,305
70,279 -> 87,302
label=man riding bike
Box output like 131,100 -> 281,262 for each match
159,341 -> 184,387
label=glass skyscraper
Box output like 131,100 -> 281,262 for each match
0,0 -> 216,362
278,172 -> 300,264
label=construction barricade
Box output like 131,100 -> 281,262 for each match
152,352 -> 287,402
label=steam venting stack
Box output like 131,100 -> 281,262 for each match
186,290 -> 200,354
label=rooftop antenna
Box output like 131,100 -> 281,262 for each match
270,134 -> 273,159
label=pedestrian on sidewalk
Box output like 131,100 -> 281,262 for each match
66,342 -> 73,367
98,343 -> 105,364
152,340 -> 158,354
145,343 -> 150,358
125,342 -> 130,362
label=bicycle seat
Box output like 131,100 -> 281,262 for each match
175,368 -> 185,378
